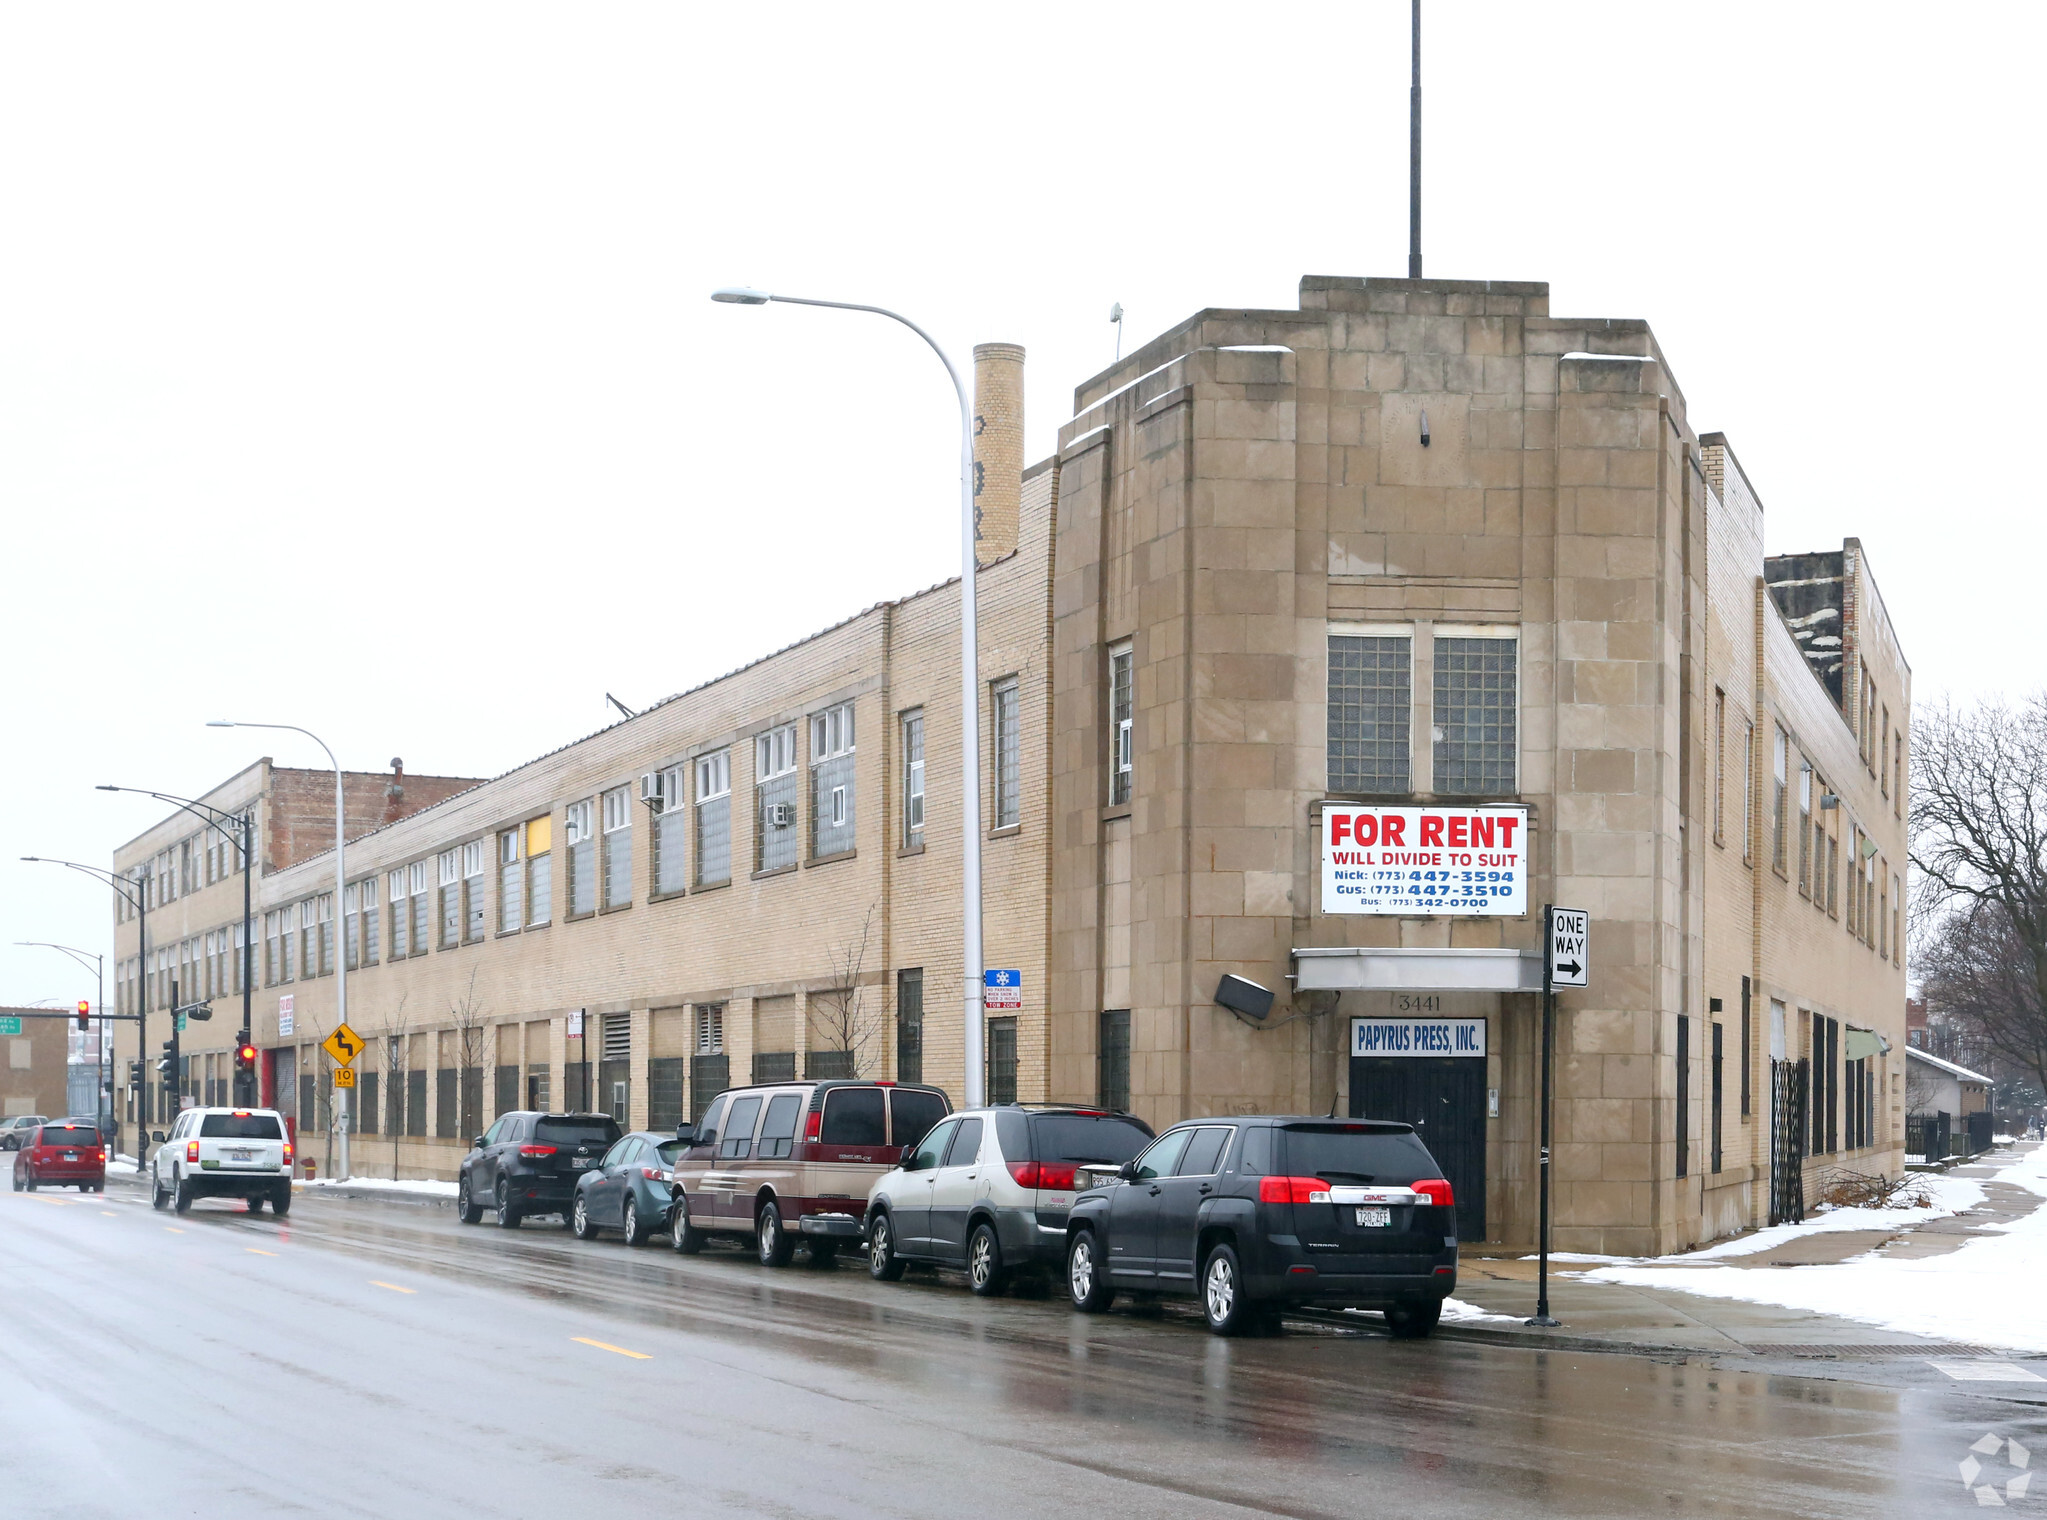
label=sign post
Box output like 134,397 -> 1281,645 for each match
1529,906 -> 1587,1329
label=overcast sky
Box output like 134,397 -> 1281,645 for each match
3,2 -> 2039,1008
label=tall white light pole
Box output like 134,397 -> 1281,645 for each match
710,286 -> 985,1106
209,719 -> 351,1176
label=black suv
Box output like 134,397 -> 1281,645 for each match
1064,1117 -> 1458,1337
458,1111 -> 622,1228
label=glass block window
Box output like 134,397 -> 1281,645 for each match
991,677 -> 1020,830
896,969 -> 922,1085
464,838 -> 487,941
600,785 -> 632,910
986,1017 -> 1018,1106
1432,635 -> 1516,796
810,704 -> 856,858
1099,1009 -> 1131,1112
757,725 -> 799,872
498,829 -> 522,933
1327,633 -> 1412,793
901,710 -> 925,848
653,764 -> 687,896
695,751 -> 731,887
1109,644 -> 1133,805
565,799 -> 596,916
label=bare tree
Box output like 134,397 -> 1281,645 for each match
450,969 -> 489,1144
379,994 -> 413,1181
1911,694 -> 2047,1096
808,902 -> 881,1079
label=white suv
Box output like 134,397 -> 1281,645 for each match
864,1106 -> 1154,1295
151,1108 -> 295,1215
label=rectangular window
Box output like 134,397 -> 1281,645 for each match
695,1002 -> 724,1055
438,848 -> 462,948
1433,635 -> 1517,796
695,751 -> 731,886
1893,732 -> 1903,818
1328,633 -> 1411,793
1797,763 -> 1813,896
525,815 -> 552,926
464,839 -> 487,941
344,883 -> 361,970
498,830 -> 522,933
565,799 -> 596,916
653,764 -> 688,897
901,710 -> 925,848
986,1016 -> 1018,1106
318,894 -> 333,976
388,870 -> 409,959
1893,873 -> 1903,966
1675,1013 -> 1690,1179
1846,831 -> 1861,937
600,785 -> 632,910
1771,727 -> 1789,874
1878,869 -> 1888,959
360,875 -> 378,966
1880,709 -> 1890,797
1827,831 -> 1839,917
810,704 -> 857,857
895,969 -> 922,1085
1741,720 -> 1755,864
1109,643 -> 1134,805
991,678 -> 1020,830
410,860 -> 430,955
280,907 -> 296,983
757,726 -> 799,871
1099,1009 -> 1131,1112
1710,1020 -> 1724,1174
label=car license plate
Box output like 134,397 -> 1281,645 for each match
1354,1206 -> 1392,1228
229,1148 -> 253,1163
62,1152 -> 78,1162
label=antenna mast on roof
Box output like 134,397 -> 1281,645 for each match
1409,0 -> 1422,279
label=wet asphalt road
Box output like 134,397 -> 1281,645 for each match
3,1182 -> 2041,1518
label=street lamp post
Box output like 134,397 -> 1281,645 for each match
97,788 -> 257,1106
17,942 -> 105,1136
710,286 -> 986,1107
208,721 -> 350,1178
21,858 -> 148,1162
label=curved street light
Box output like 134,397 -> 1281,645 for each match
16,941 -> 108,1139
21,857 -> 148,1160
709,286 -> 986,1106
208,720 -> 352,1177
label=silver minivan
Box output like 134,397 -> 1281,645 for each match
864,1106 -> 1153,1294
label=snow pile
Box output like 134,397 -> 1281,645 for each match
1439,1297 -> 1523,1324
1580,1146 -> 2047,1353
301,1175 -> 458,1197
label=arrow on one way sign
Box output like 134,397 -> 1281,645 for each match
1547,908 -> 1590,989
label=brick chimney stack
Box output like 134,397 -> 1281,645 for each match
973,342 -> 1024,566
384,757 -> 406,826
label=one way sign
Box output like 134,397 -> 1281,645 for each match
1546,907 -> 1589,989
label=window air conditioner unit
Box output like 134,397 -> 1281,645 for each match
765,803 -> 794,829
639,771 -> 664,808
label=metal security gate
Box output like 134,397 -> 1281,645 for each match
1351,1056 -> 1487,1242
1769,1058 -> 1808,1226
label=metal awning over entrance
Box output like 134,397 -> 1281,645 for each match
1293,946 -> 1543,993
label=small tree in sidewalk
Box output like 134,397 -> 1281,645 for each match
807,902 -> 880,1078
450,970 -> 489,1144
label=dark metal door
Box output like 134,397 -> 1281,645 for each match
1769,1059 -> 1808,1225
1350,1057 -> 1487,1242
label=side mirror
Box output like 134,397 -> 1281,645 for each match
152,1130 -> 166,1143
674,1124 -> 697,1146
472,1135 -> 487,1151
1117,1160 -> 1140,1182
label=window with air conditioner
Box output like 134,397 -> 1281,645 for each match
653,764 -> 687,897
757,726 -> 799,872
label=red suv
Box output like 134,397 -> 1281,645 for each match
11,1121 -> 107,1194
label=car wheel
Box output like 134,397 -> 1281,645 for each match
967,1221 -> 1008,1297
151,1173 -> 168,1210
669,1195 -> 705,1254
271,1184 -> 292,1217
1385,1297 -> 1443,1339
495,1177 -> 521,1229
246,1194 -> 265,1213
867,1211 -> 908,1281
22,1169 -> 35,1193
174,1177 -> 194,1214
1068,1229 -> 1115,1313
809,1240 -> 839,1266
9,1169 -> 20,1193
621,1197 -> 647,1247
456,1175 -> 483,1225
1201,1243 -> 1255,1336
756,1199 -> 795,1268
572,1194 -> 599,1241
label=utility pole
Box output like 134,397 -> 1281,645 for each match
1409,0 -> 1423,279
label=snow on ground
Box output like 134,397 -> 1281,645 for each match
1580,1146 -> 2047,1353
300,1175 -> 458,1197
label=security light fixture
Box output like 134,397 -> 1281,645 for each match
1420,407 -> 1431,447
710,286 -> 771,305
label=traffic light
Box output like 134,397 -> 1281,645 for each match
235,1041 -> 256,1074
157,1040 -> 175,1080
127,1059 -> 141,1089
76,999 -> 90,1031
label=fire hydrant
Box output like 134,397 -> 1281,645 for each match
302,1158 -> 317,1181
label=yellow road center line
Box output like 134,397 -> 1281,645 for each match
572,1337 -> 651,1360
101,1211 -> 116,1217
164,1227 -> 184,1234
370,1281 -> 415,1294
247,1248 -> 279,1257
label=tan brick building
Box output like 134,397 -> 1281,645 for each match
110,279 -> 1909,1253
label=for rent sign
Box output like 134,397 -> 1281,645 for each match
1320,804 -> 1529,917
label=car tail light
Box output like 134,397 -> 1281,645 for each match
1412,1178 -> 1455,1208
519,1144 -> 557,1157
804,1112 -> 822,1143
100,1148 -> 109,1164
184,1140 -> 198,1162
282,1140 -> 294,1165
1258,1175 -> 1332,1205
640,1167 -> 669,1182
1006,1161 -> 1078,1190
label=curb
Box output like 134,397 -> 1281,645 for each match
299,1184 -> 460,1210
